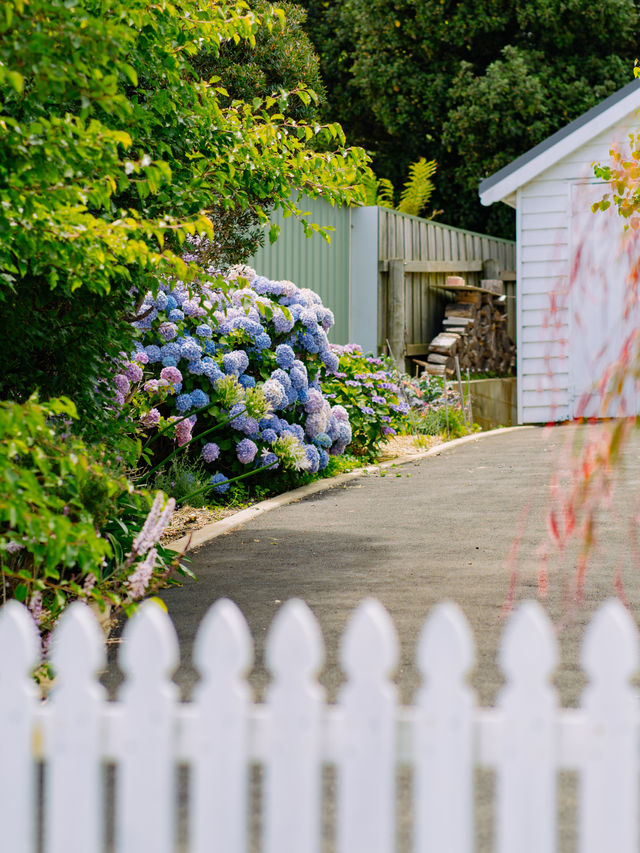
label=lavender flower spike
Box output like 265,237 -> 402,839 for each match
126,547 -> 158,599
131,492 -> 176,556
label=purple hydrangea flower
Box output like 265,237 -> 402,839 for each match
160,366 -> 183,385
142,408 -> 161,427
372,395 -> 387,405
158,322 -> 178,341
134,351 -> 149,364
114,374 -> 130,395
236,438 -> 258,465
304,388 -> 324,414
125,362 -> 144,383
304,444 -> 320,473
202,442 -> 220,463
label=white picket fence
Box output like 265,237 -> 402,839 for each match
1,595 -> 639,853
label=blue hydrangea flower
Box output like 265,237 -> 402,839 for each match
275,344 -> 295,369
271,368 -> 291,389
303,444 -> 319,473
299,331 -> 319,353
262,379 -> 286,409
297,388 -> 309,403
196,324 -> 213,338
238,374 -> 256,388
158,322 -> 178,341
210,473 -> 230,494
155,291 -> 169,310
222,350 -> 249,375
259,452 -> 279,470
144,345 -> 162,363
312,432 -> 332,449
289,366 -> 308,391
190,389 -> 210,409
273,309 -> 294,334
318,449 -> 330,469
180,338 -> 202,361
166,295 -> 178,310
204,340 -> 217,355
187,360 -> 205,375
261,428 -> 278,444
169,309 -> 185,322
254,332 -> 272,350
175,394 -> 192,413
162,356 -> 178,368
320,350 -> 340,373
161,342 -> 181,361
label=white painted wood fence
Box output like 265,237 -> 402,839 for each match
1,596 -> 638,853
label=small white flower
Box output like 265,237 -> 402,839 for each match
141,154 -> 151,167
124,161 -> 135,175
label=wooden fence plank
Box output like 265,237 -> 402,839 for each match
414,602 -> 475,853
45,604 -> 105,853
0,601 -> 40,853
496,602 -> 558,853
579,599 -> 639,853
264,600 -> 324,853
117,602 -> 179,853
191,599 -> 253,853
337,599 -> 398,853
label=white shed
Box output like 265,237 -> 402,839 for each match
479,79 -> 640,423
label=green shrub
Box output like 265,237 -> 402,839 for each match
0,396 -> 186,641
322,345 -> 411,460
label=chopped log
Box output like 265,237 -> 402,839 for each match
426,352 -> 452,365
445,302 -> 477,319
454,290 -> 482,305
443,316 -> 474,330
429,332 -> 460,355
446,275 -> 466,288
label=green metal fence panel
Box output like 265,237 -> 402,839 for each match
248,197 -> 351,344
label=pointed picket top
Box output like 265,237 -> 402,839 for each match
581,598 -> 638,683
499,600 -> 557,684
119,599 -> 179,682
193,598 -> 253,681
417,601 -> 474,685
0,600 -> 40,683
340,598 -> 398,681
265,599 -> 324,680
49,601 -> 105,682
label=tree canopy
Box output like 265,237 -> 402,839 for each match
298,0 -> 639,237
0,0 -> 369,422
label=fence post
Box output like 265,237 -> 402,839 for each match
387,259 -> 405,371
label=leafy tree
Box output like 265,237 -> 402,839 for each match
0,0 -> 369,427
362,157 -> 438,218
298,0 -> 638,237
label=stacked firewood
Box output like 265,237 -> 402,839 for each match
423,277 -> 516,376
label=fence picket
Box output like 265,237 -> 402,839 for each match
117,600 -> 179,853
337,598 -> 398,853
191,598 -> 253,853
414,601 -> 475,853
496,601 -> 558,853
264,599 -> 324,853
0,601 -> 40,853
45,603 -> 106,853
579,599 -> 639,853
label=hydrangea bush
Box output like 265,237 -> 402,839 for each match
322,346 -> 411,460
124,264 -> 353,497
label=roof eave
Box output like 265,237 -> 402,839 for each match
478,79 -> 640,206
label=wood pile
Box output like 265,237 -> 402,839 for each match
423,277 -> 516,377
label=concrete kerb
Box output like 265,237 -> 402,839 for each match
167,425 -> 535,553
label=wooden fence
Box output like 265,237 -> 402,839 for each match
377,209 -> 516,370
2,594 -> 639,852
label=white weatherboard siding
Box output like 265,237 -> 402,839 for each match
517,117 -> 639,422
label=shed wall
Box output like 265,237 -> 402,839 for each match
517,117 -> 638,423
